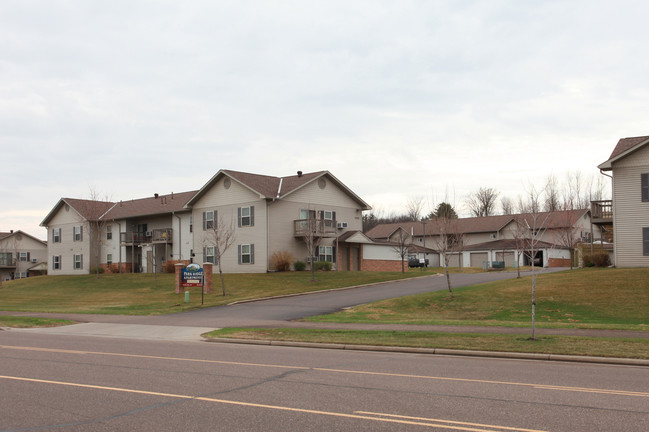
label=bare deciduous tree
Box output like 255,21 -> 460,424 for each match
500,196 -> 514,215
543,175 -> 561,212
390,227 -> 411,273
405,196 -> 425,221
74,190 -> 113,278
465,187 -> 499,217
431,215 -> 464,298
204,213 -> 236,296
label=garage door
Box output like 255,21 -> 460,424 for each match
470,252 -> 488,268
496,252 -> 515,266
447,253 -> 463,268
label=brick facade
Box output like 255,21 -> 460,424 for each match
361,258 -> 404,272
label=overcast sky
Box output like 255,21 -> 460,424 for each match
2,1 -> 648,240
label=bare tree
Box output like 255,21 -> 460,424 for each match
431,216 -> 464,298
390,227 -> 411,273
543,175 -> 561,212
500,196 -> 514,215
204,213 -> 236,296
554,198 -> 582,269
465,187 -> 499,217
405,196 -> 425,221
73,190 -> 113,278
298,210 -> 322,282
516,197 -> 551,340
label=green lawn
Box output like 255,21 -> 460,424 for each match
0,270 -> 432,315
204,327 -> 649,359
305,267 -> 649,331
0,316 -> 76,328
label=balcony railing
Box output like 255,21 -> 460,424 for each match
0,257 -> 16,267
293,219 -> 338,238
120,228 -> 173,245
591,200 -> 612,224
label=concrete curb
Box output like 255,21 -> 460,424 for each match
203,337 -> 649,367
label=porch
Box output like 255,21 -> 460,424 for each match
120,228 -> 173,245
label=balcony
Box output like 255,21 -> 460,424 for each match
591,200 -> 612,224
120,228 -> 173,245
294,219 -> 338,238
0,256 -> 16,268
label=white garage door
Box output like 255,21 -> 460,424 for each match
470,252 -> 488,267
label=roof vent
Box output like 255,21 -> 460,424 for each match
297,171 -> 303,177
154,193 -> 159,199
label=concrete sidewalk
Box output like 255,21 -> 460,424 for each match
8,323 -> 215,342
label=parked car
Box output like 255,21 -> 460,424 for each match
408,257 -> 429,268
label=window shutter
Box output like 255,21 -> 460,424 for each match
319,210 -> 324,220
80,226 -> 83,241
214,210 -> 218,229
203,247 -> 206,263
81,255 -> 83,269
250,206 -> 254,226
644,228 -> 649,255
332,211 -> 336,222
202,212 -> 207,230
52,257 -> 55,270
333,247 -> 337,263
27,252 -> 30,261
237,245 -> 242,264
60,256 -> 62,269
250,244 -> 255,264
642,174 -> 649,202
237,207 -> 242,227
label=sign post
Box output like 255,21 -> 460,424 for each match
181,263 -> 204,305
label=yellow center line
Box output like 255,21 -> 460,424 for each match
2,344 -> 647,399
0,374 -> 539,431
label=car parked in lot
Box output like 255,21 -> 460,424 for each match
408,257 -> 429,268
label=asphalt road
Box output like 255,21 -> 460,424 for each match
1,331 -> 648,432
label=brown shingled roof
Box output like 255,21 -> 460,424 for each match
599,135 -> 649,170
103,190 -> 197,220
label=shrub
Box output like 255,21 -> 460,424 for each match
313,260 -> 333,271
270,251 -> 294,272
293,260 -> 307,271
91,267 -> 105,274
583,252 -> 611,267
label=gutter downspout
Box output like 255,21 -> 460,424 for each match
174,212 -> 182,261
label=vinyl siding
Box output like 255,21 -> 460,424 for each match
612,159 -> 649,266
47,206 -> 92,275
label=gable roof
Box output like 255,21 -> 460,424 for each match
0,230 -> 47,246
598,135 -> 649,170
104,190 -> 197,220
186,169 -> 371,209
366,209 -> 589,240
366,214 -> 514,240
41,198 -> 116,226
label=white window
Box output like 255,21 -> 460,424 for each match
73,254 -> 83,270
203,210 -> 216,230
189,216 -> 193,233
73,226 -> 83,241
205,247 -> 216,264
238,206 -> 254,227
106,225 -> 112,240
53,228 -> 61,243
19,252 -> 28,262
238,244 -> 254,264
107,254 -> 112,265
318,246 -> 334,262
53,255 -> 61,270
321,210 -> 336,228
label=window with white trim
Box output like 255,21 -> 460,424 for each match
73,254 -> 83,270
318,246 -> 334,262
107,254 -> 112,266
53,255 -> 61,270
73,226 -> 83,241
238,244 -> 254,264
53,228 -> 61,243
19,252 -> 29,262
203,210 -> 216,230
238,206 -> 254,227
106,225 -> 112,240
205,247 -> 216,264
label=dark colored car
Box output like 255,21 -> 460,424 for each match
408,257 -> 429,268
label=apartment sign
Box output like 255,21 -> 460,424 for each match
181,263 -> 204,288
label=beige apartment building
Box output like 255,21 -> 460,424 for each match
41,170 -> 380,275
0,230 -> 47,281
598,135 -> 649,267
